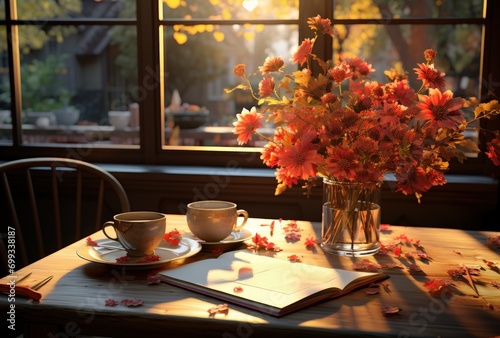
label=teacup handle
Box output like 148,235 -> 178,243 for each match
234,209 -> 249,231
102,221 -> 118,241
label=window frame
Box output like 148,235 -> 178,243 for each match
0,0 -> 498,176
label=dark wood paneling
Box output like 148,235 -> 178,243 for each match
110,169 -> 499,231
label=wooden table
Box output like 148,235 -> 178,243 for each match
1,215 -> 499,337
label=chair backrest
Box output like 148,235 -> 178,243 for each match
0,157 -> 130,276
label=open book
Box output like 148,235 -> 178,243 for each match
157,250 -> 389,316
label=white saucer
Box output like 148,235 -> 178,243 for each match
76,237 -> 201,268
184,228 -> 253,245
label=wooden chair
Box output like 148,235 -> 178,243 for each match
0,157 -> 130,276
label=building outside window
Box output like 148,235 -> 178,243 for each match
0,0 -> 498,176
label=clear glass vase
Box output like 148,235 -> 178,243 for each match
321,178 -> 381,256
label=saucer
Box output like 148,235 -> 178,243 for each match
76,237 -> 201,268
184,229 -> 253,246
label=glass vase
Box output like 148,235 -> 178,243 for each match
321,178 -> 381,256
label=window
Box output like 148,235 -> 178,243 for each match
0,0 -> 498,174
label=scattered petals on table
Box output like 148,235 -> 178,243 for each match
164,228 -> 182,246
352,259 -> 381,272
105,299 -> 119,307
483,259 -> 499,272
282,220 -> 302,242
423,279 -> 455,294
304,236 -> 317,249
287,254 -> 302,262
121,299 -> 144,307
392,246 -> 402,257
380,263 -> 404,269
285,232 -> 301,242
208,303 -> 229,317
247,233 -> 281,252
115,255 -> 161,264
105,298 -> 144,307
407,263 -> 422,272
211,248 -> 225,256
380,223 -> 391,231
86,237 -> 98,246
486,235 -> 500,248
147,275 -> 162,285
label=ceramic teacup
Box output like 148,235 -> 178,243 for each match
186,200 -> 249,242
102,211 -> 166,256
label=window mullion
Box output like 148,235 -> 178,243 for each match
136,0 -> 163,164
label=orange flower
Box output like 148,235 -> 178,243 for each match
292,38 -> 313,66
259,56 -> 284,74
277,134 -> 322,180
258,77 -> 275,97
307,15 -> 334,37
233,63 -> 246,77
423,48 -> 437,62
232,107 -> 263,145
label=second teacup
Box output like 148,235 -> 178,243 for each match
102,211 -> 166,256
187,200 -> 249,242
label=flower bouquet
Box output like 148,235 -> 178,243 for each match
227,15 -> 500,255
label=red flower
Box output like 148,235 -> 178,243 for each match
325,145 -> 360,181
394,164 -> 433,197
386,79 -> 415,106
417,88 -> 465,134
485,137 -> 500,166
413,63 -> 446,91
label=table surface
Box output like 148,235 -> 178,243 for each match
1,215 -> 499,338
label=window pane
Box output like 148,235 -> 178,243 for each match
16,0 -> 136,20
163,0 -> 299,20
334,0 -> 484,19
0,26 -> 12,145
163,23 -> 297,147
18,24 -> 139,146
334,24 -> 482,100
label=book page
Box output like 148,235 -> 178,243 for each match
160,250 -> 383,310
